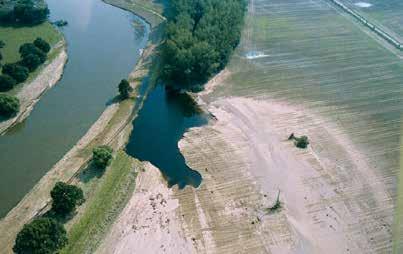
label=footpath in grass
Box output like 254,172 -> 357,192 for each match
61,150 -> 139,254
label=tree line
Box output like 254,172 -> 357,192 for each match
162,0 -> 246,91
0,0 -> 49,25
0,37 -> 51,118
13,145 -> 114,254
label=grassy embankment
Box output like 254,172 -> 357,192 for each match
0,22 -> 64,95
56,1 -> 166,253
60,151 -> 140,254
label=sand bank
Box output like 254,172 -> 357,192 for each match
0,42 -> 67,135
102,92 -> 395,253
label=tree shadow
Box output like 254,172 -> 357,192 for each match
78,162 -> 105,184
105,94 -> 122,106
41,208 -> 77,224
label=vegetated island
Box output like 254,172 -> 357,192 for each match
0,0 -> 67,134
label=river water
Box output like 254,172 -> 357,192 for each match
0,0 -> 148,217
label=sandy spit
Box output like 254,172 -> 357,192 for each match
0,42 -> 68,135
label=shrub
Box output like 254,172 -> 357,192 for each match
92,145 -> 113,169
295,136 -> 309,149
13,218 -> 68,254
0,94 -> 19,117
0,74 -> 16,92
34,37 -> 51,53
50,182 -> 84,216
118,79 -> 131,99
2,63 -> 29,83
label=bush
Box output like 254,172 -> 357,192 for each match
50,181 -> 84,216
34,37 -> 51,53
295,136 -> 309,149
13,218 -> 68,254
2,63 -> 29,83
92,145 -> 113,169
0,94 -> 20,117
118,79 -> 131,99
0,74 -> 17,92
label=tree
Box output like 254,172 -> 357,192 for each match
0,94 -> 19,117
50,182 -> 84,216
2,63 -> 29,83
118,79 -> 131,99
34,37 -> 51,53
0,40 -> 5,48
21,53 -> 41,71
13,0 -> 49,25
13,218 -> 68,254
19,43 -> 47,63
92,145 -> 113,168
0,74 -> 17,92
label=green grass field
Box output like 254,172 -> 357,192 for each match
339,0 -> 403,42
0,22 -> 62,65
60,151 -> 138,254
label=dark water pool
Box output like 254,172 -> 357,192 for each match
126,85 -> 207,188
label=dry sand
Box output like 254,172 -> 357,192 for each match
102,94 -> 393,253
98,163 -> 196,254
0,42 -> 68,135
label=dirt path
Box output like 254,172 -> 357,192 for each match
0,42 -> 67,135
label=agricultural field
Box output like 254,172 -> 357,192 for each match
213,0 -> 403,195
196,0 -> 403,252
338,0 -> 403,42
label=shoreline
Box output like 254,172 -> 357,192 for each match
0,41 -> 68,135
0,3 -> 163,250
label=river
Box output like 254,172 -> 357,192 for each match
0,0 -> 148,217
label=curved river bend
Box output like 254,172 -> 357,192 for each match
0,0 -> 148,217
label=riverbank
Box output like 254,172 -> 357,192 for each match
0,3 -> 164,250
0,41 -> 67,135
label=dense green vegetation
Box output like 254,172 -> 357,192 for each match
13,218 -> 68,254
50,182 -> 84,217
162,0 -> 246,90
92,146 -> 113,169
118,79 -> 131,99
0,0 -> 49,25
0,94 -> 19,117
0,74 -> 16,91
0,37 -> 50,91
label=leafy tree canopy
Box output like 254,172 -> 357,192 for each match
0,94 -> 19,117
92,145 -> 113,169
19,42 -> 46,63
2,63 -> 29,83
50,181 -> 84,216
0,74 -> 16,92
162,0 -> 246,90
118,79 -> 131,99
34,37 -> 51,53
13,218 -> 68,254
